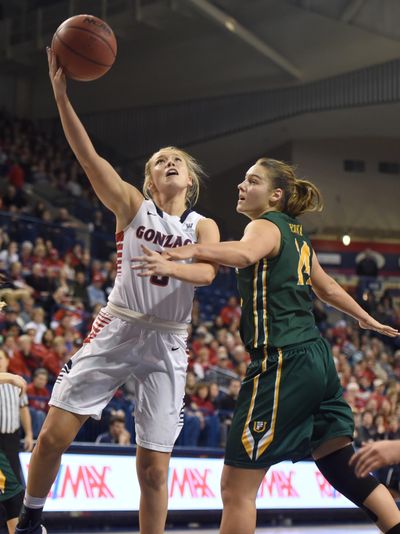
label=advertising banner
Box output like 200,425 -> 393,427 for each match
20,452 -> 355,512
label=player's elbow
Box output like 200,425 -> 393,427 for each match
236,250 -> 258,269
198,265 -> 218,286
312,278 -> 339,302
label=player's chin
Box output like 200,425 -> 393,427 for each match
236,201 -> 244,213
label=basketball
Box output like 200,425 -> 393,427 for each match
51,14 -> 117,81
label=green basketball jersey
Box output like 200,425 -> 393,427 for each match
237,211 -> 320,351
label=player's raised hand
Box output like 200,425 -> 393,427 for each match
47,46 -> 67,100
358,316 -> 399,337
131,245 -> 173,277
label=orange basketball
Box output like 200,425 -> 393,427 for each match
52,14 -> 117,81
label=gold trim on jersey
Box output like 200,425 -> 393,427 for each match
0,467 -> 6,494
241,348 -> 268,459
255,348 -> 283,460
252,262 -> 259,349
252,259 -> 268,349
262,258 -> 268,349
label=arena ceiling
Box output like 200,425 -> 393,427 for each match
1,0 -> 400,237
2,0 -> 400,98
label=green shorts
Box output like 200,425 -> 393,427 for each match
0,450 -> 24,502
225,337 -> 354,469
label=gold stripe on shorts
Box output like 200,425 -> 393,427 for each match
255,348 -> 283,460
241,347 -> 268,459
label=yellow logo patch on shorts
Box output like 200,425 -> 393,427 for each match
253,421 -> 267,433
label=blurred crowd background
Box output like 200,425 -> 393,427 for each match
1,0 -> 400,505
1,111 -> 399,475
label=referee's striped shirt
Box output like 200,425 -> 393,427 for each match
0,383 -> 28,434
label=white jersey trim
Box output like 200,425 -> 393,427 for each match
106,302 -> 188,334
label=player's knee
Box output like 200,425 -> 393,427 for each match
315,444 -> 379,517
220,479 -> 245,507
137,464 -> 168,492
36,425 -> 70,455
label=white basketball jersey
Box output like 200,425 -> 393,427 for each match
108,199 -> 204,324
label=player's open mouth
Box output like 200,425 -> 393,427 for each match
166,169 -> 178,176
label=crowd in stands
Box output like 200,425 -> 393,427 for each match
0,110 -> 400,486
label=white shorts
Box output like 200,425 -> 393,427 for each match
49,306 -> 188,452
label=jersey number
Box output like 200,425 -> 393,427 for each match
295,239 -> 311,286
150,275 -> 169,287
149,250 -> 170,286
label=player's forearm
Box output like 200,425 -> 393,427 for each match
55,94 -> 97,167
313,278 -> 370,323
168,262 -> 217,286
194,241 -> 255,268
0,372 -> 13,385
20,406 -> 33,438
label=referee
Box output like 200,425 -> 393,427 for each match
0,350 -> 33,486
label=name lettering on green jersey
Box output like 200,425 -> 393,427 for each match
295,238 -> 312,286
289,223 -> 303,236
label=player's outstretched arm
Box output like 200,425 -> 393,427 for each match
349,440 -> 400,477
132,218 -> 220,286
0,372 -> 27,394
310,252 -> 399,337
47,47 -> 142,225
166,219 -> 281,268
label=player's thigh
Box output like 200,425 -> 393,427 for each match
51,318 -> 142,419
311,341 -> 354,451
134,332 -> 188,452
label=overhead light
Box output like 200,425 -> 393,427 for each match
342,234 -> 351,246
224,19 -> 236,32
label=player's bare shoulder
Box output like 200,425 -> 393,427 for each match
196,217 -> 220,244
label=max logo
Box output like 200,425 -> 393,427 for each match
169,468 -> 215,498
253,421 -> 267,433
258,470 -> 299,498
48,465 -> 114,499
315,471 -> 342,499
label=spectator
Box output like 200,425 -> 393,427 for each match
43,335 -> 67,380
215,346 -> 233,371
190,382 -> 220,447
86,273 -> 106,309
218,378 -> 241,446
26,368 -> 50,438
355,410 -> 376,447
219,295 -> 241,326
71,270 -> 89,308
24,307 -> 47,343
8,334 -> 43,380
95,413 -> 131,445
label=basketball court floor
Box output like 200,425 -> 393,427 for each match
48,526 -> 378,533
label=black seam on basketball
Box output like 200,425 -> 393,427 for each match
57,25 -> 116,56
54,32 -> 113,68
